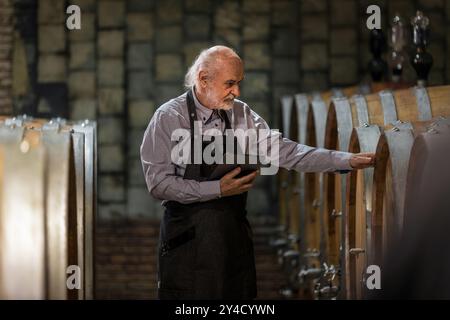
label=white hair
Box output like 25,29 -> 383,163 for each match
184,45 -> 241,90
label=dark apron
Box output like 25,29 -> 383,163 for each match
157,90 -> 257,300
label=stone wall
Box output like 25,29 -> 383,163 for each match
5,0 -> 450,220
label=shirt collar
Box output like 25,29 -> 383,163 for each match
192,87 -> 215,124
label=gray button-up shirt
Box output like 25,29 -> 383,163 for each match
140,90 -> 353,205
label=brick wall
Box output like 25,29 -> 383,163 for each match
95,217 -> 285,300
95,220 -> 159,299
0,0 -> 13,114
252,218 -> 287,299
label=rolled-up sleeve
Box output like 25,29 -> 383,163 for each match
248,107 -> 353,173
140,110 -> 221,204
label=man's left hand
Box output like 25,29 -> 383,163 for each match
349,152 -> 376,169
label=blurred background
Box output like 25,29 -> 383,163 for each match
0,0 -> 449,299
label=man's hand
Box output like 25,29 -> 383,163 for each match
349,152 -> 376,169
220,167 -> 258,197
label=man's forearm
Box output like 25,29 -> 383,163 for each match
148,175 -> 221,204
278,137 -> 353,172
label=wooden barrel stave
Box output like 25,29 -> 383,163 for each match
323,97 -> 354,296
0,124 -> 46,299
293,93 -> 321,299
293,94 -> 309,260
42,128 -> 73,299
295,94 -> 320,262
70,131 -> 86,299
308,94 -> 329,262
286,99 -> 300,243
0,140 -> 46,299
72,120 -> 97,300
278,96 -> 294,235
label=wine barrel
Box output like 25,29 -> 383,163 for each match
379,120 -> 450,299
0,117 -> 97,299
372,120 -> 437,264
403,119 -> 450,231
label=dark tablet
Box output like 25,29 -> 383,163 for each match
208,163 -> 260,180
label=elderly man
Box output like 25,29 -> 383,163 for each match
140,45 -> 374,300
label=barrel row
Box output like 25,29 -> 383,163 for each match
0,116 -> 97,299
276,84 -> 450,299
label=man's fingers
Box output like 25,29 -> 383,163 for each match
220,168 -> 258,197
224,167 -> 241,179
236,170 -> 258,185
354,153 -> 375,163
357,152 -> 375,157
350,152 -> 376,169
240,183 -> 253,192
357,156 -> 373,164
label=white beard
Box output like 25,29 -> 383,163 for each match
205,90 -> 235,110
221,99 -> 235,110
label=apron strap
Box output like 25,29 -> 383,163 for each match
186,90 -> 198,165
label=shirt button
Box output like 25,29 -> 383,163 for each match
215,123 -> 218,127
